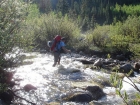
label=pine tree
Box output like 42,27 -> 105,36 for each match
39,0 -> 52,13
57,0 -> 69,15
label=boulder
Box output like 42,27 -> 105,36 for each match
134,62 -> 140,73
85,86 -> 106,100
67,92 -> 93,102
23,84 -> 37,92
93,59 -> 103,68
62,86 -> 105,103
119,64 -> 134,76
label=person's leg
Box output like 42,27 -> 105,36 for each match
53,62 -> 57,67
58,56 -> 61,65
53,52 -> 60,67
57,53 -> 61,65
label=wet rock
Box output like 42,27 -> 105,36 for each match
89,57 -> 97,62
103,58 -> 118,65
65,92 -> 93,103
134,62 -> 140,73
85,86 -> 106,100
93,59 -> 103,68
63,86 -> 105,103
119,64 -> 134,76
23,84 -> 37,92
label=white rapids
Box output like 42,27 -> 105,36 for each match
8,52 -> 140,105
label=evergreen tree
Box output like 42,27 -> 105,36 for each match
45,0 -> 52,13
39,0 -> 52,13
31,0 -> 140,31
56,0 -> 69,15
73,1 -> 80,14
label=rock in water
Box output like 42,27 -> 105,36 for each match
23,84 -> 37,92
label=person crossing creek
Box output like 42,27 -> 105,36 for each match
48,35 -> 71,67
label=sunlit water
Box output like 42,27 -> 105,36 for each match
9,52 -> 140,105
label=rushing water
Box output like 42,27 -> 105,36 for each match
8,52 -> 140,105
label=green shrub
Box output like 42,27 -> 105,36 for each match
118,16 -> 140,40
0,0 -> 28,66
22,12 -> 81,50
83,21 -> 138,55
109,16 -> 140,55
86,25 -> 111,50
108,34 -> 132,53
17,3 -> 40,51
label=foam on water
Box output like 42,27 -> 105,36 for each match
121,76 -> 140,93
10,52 -> 140,104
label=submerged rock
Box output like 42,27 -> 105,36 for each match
23,84 -> 37,92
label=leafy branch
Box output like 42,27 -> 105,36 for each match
110,72 -> 140,105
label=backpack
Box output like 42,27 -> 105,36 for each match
47,35 -> 62,52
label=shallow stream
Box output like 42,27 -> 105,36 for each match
8,52 -> 140,105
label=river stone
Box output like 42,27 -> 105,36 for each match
134,62 -> 140,73
65,92 -> 93,102
63,86 -> 105,103
85,86 -> 106,100
23,84 -> 37,92
93,59 -> 103,68
119,64 -> 134,76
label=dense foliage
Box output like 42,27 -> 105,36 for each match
0,0 -> 28,104
33,0 -> 140,31
22,12 -> 80,50
0,0 -> 28,67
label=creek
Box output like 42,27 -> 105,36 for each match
7,52 -> 140,105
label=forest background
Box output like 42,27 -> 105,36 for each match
28,0 -> 140,59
